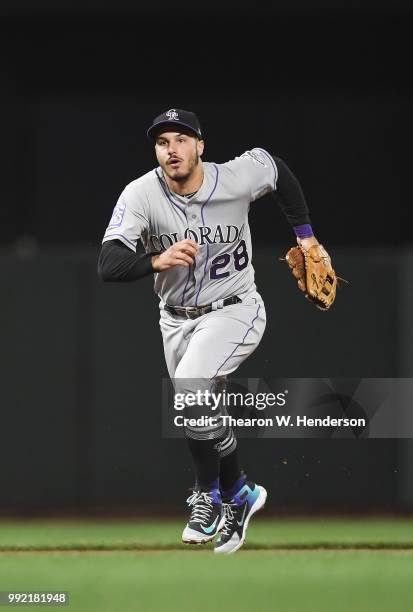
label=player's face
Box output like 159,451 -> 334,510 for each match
155,131 -> 204,182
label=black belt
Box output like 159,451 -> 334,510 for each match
165,296 -> 242,319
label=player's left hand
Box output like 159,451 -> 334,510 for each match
281,240 -> 348,311
297,236 -> 319,250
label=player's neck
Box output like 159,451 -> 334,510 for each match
165,162 -> 204,197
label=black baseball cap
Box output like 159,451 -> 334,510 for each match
147,108 -> 203,140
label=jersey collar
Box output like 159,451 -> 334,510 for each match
155,164 -> 210,205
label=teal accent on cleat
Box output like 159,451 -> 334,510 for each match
182,489 -> 225,544
214,483 -> 267,554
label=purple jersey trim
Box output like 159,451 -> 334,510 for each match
255,148 -> 278,190
155,169 -> 187,217
211,301 -> 261,379
102,233 -> 137,248
194,164 -> 220,307
293,223 -> 314,239
180,222 -> 193,307
155,169 -> 193,305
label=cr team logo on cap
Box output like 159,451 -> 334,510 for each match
165,109 -> 179,121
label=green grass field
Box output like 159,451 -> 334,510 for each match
1,517 -> 413,612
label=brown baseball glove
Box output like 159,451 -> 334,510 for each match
282,244 -> 341,311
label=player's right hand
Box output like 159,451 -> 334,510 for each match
151,239 -> 199,272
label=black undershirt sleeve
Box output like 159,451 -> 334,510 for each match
97,239 -> 156,282
270,156 -> 311,227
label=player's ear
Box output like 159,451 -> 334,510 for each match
197,139 -> 205,157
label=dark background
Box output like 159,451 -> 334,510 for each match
0,1 -> 412,515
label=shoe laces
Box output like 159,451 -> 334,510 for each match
186,491 -> 214,525
220,502 -> 237,536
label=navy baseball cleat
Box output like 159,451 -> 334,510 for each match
214,481 -> 267,554
182,488 -> 226,544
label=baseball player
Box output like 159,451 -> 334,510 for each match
98,108 -> 321,554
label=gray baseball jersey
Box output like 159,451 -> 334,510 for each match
102,148 -> 278,307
